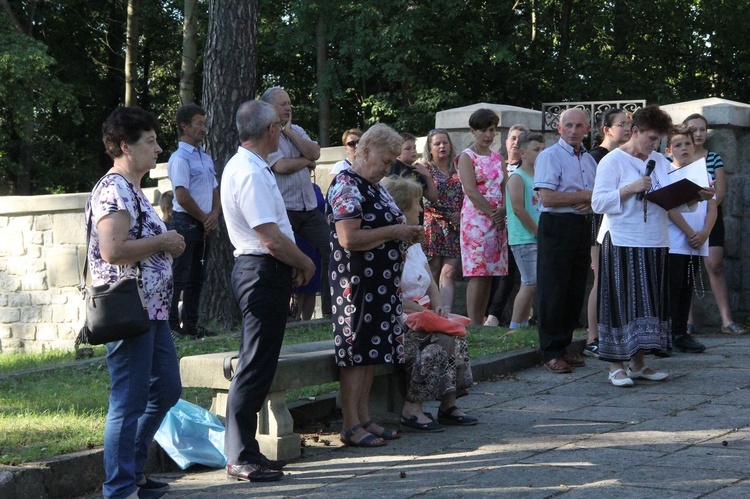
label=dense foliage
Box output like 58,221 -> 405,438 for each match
1,0 -> 749,194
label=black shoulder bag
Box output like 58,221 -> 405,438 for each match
76,174 -> 151,345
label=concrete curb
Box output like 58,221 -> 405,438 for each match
0,336 -> 575,498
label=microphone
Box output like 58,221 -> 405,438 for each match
636,159 -> 656,201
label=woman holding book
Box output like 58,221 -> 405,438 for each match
591,105 -> 714,388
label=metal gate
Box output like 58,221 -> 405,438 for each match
541,100 -> 646,148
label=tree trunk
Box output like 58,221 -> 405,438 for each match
140,42 -> 152,110
316,16 -> 330,146
179,0 -> 198,105
125,0 -> 141,107
199,0 -> 259,326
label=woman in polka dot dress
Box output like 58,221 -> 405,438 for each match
327,124 -> 424,448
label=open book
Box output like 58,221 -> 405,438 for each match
644,158 -> 709,211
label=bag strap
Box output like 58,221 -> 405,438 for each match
223,354 -> 239,381
79,173 -> 144,293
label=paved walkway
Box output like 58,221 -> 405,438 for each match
135,335 -> 750,498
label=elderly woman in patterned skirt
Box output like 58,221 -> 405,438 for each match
381,175 -> 476,433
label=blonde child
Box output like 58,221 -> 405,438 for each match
506,132 -> 544,331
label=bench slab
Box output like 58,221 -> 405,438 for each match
179,340 -> 404,461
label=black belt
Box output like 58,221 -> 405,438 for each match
237,253 -> 275,260
542,212 -> 592,220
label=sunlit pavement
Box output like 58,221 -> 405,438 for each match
144,335 -> 750,498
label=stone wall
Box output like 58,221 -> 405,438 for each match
0,98 -> 747,353
0,189 -> 159,353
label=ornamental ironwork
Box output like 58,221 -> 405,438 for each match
542,100 -> 646,148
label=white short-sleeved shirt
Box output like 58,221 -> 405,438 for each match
221,146 -> 295,257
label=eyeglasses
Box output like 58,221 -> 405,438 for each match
272,121 -> 286,131
429,128 -> 448,136
346,140 -> 359,147
613,122 -> 631,128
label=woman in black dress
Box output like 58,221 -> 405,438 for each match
327,124 -> 424,447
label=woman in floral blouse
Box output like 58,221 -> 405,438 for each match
88,107 -> 185,499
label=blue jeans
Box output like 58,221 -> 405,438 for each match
103,320 -> 181,499
169,212 -> 209,332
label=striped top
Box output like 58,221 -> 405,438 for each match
706,151 -> 724,180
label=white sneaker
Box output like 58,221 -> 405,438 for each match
483,316 -> 500,327
608,368 -> 634,387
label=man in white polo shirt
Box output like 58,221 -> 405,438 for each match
221,100 -> 315,483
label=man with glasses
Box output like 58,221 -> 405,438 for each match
222,100 -> 316,482
261,86 -> 332,317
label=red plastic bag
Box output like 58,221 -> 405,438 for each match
404,311 -> 470,337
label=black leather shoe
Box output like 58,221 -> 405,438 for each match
673,334 -> 706,353
226,464 -> 283,482
259,455 -> 287,470
649,348 -> 672,358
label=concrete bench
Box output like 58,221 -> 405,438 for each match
179,340 -> 404,461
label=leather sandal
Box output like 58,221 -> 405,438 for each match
544,357 -> 572,374
340,424 -> 387,447
437,406 -> 478,426
362,419 -> 400,440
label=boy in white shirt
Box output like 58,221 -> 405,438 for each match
666,126 -> 717,354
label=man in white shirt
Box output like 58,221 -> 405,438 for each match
221,100 -> 315,483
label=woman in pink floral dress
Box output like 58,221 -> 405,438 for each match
456,109 -> 508,324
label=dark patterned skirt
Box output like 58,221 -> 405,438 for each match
597,232 -> 671,362
403,329 -> 473,402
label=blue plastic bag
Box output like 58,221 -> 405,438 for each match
154,399 -> 227,470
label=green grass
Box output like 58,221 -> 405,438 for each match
0,347 -> 107,375
0,321 -> 571,465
